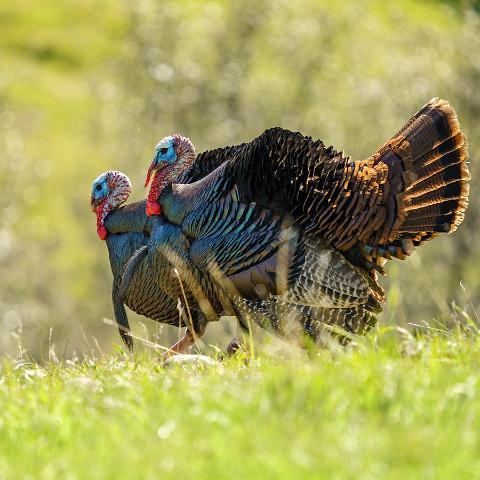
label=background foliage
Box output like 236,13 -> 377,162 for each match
0,0 -> 479,358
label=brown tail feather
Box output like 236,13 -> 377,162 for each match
405,199 -> 461,221
407,180 -> 467,211
410,132 -> 465,168
407,149 -> 469,198
384,98 -> 470,242
285,98 -> 469,271
406,165 -> 468,202
402,215 -> 457,232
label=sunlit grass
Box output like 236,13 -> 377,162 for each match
2,323 -> 480,479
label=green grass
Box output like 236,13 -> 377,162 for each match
2,333 -> 480,479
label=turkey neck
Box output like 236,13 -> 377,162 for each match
157,184 -> 188,225
158,163 -> 232,226
104,200 -> 153,234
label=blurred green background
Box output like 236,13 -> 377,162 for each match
0,0 -> 478,358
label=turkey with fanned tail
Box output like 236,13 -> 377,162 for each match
108,98 -> 470,350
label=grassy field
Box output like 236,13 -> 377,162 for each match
2,331 -> 480,479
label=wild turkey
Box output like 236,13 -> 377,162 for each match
91,171 -> 212,352
130,97 -> 469,348
111,180 -> 382,349
91,171 -> 277,353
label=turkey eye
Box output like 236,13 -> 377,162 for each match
160,147 -> 168,154
95,184 -> 102,191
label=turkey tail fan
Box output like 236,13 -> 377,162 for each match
366,98 -> 470,258
385,97 -> 469,234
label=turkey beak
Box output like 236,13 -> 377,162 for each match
145,161 -> 169,188
91,195 -> 101,212
144,162 -> 156,188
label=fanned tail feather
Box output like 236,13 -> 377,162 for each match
367,97 -> 470,261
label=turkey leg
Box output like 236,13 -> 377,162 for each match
166,329 -> 196,354
224,314 -> 252,356
164,307 -> 208,357
225,336 -> 243,355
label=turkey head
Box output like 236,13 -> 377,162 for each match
145,134 -> 196,216
90,170 -> 132,240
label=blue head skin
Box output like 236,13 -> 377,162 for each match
145,133 -> 196,216
145,136 -> 177,187
154,136 -> 177,164
90,172 -> 111,211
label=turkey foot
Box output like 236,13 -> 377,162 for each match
225,336 -> 243,356
163,329 -> 196,358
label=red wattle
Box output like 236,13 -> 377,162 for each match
146,201 -> 161,216
97,225 -> 108,240
146,167 -> 168,216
